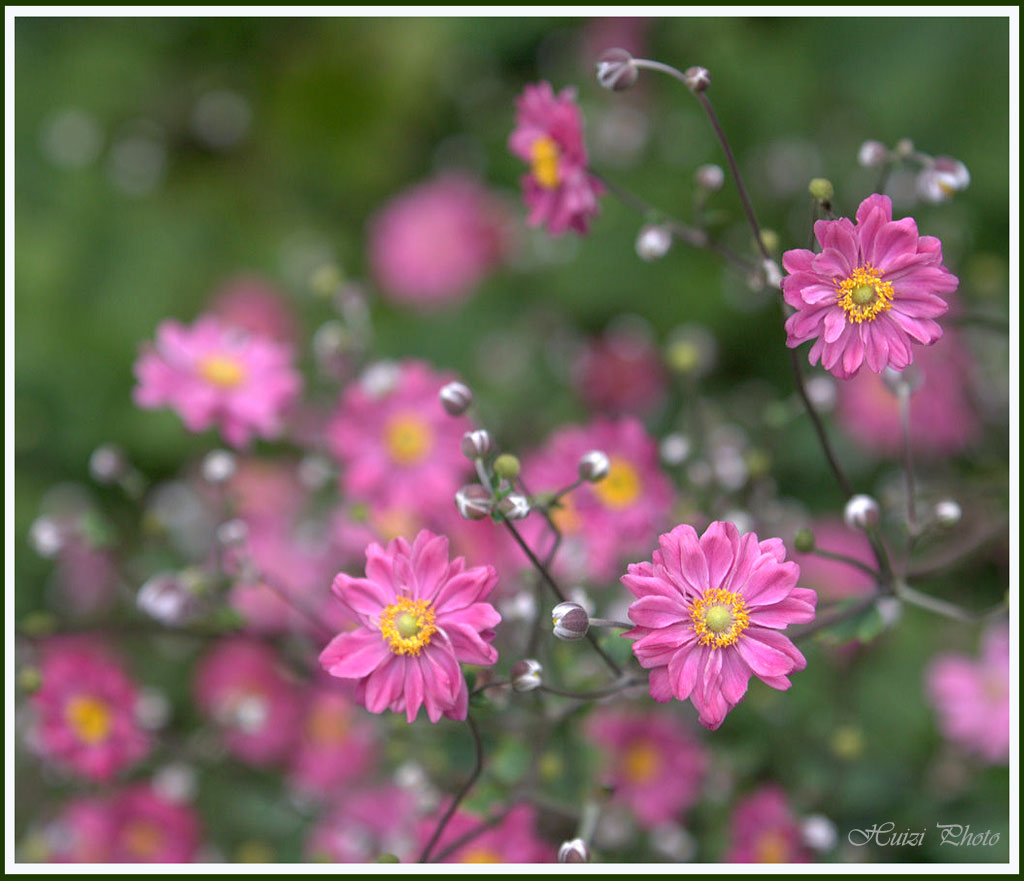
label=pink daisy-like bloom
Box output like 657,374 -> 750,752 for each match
319,530 -> 500,724
623,522 -> 817,730
306,786 -> 417,862
133,314 -> 302,447
327,360 -> 472,514
369,174 -> 509,308
508,81 -> 604,235
419,805 -> 553,863
587,708 -> 707,826
725,785 -> 809,863
37,794 -> 113,863
29,638 -> 150,782
103,784 -> 202,863
925,624 -> 1009,764
572,325 -> 668,416
521,417 -> 674,584
208,273 -> 298,345
193,637 -> 303,765
835,330 -> 981,458
782,194 -> 958,379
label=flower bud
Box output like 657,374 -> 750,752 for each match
894,137 -> 915,158
857,139 -> 889,168
493,453 -> 521,481
801,814 -> 838,852
558,838 -> 591,863
510,658 -> 543,692
596,48 -> 638,91
933,499 -> 962,528
89,443 -> 128,484
917,157 -> 971,204
18,666 -> 42,694
216,518 -> 248,547
805,375 -> 836,412
137,572 -> 199,625
882,364 -> 924,396
808,177 -> 834,203
28,516 -> 63,558
758,228 -> 780,256
439,380 -> 473,416
762,258 -> 783,290
695,163 -> 725,191
844,494 -> 880,530
376,854 -> 401,864
497,493 -> 530,521
461,429 -> 494,461
794,527 -> 815,553
578,450 -> 610,483
683,65 -> 711,92
201,449 -> 236,484
455,484 -> 492,520
659,433 -> 691,466
552,602 -> 590,640
635,224 -> 672,262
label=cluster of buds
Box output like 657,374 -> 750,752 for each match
858,138 -> 970,204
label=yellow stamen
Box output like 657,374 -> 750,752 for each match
592,457 -> 642,510
121,820 -> 163,859
623,741 -> 660,785
550,495 -> 582,535
461,847 -> 504,863
384,414 -> 433,466
836,264 -> 894,324
753,830 -> 789,863
305,701 -> 350,746
530,136 -> 561,189
198,354 -> 246,388
690,588 -> 750,649
65,695 -> 113,745
379,596 -> 437,656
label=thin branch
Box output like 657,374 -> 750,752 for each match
538,677 -> 646,701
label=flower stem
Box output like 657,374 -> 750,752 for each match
895,583 -> 1009,625
898,383 -> 920,542
538,677 -> 645,701
808,547 -> 880,581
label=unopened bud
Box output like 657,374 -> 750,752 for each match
858,139 -> 889,168
439,381 -> 473,416
552,602 -> 590,640
596,48 -> 638,91
18,667 -> 42,694
635,224 -> 672,261
578,450 -> 610,483
758,228 -> 780,256
89,444 -> 128,483
497,493 -> 530,521
455,485 -> 492,520
216,518 -> 248,547
894,138 -> 915,159
933,499 -> 962,528
844,494 -> 880,530
917,157 -> 971,204
376,854 -> 401,864
461,429 -> 494,460
137,572 -> 198,625
558,838 -> 591,863
493,453 -> 521,480
201,449 -> 236,484
695,163 -> 725,191
762,258 -> 783,290
794,527 -> 815,553
510,659 -> 543,692
801,814 -> 838,852
28,516 -> 63,558
683,66 -> 710,92
808,177 -> 834,203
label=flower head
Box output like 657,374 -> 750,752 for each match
419,805 -> 553,863
782,194 -> 958,379
508,82 -> 604,235
133,314 -> 302,447
623,522 -> 816,730
305,786 -> 417,862
725,785 -> 809,863
320,530 -> 500,723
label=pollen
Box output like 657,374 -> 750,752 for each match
198,354 -> 247,388
592,457 -> 642,510
690,588 -> 750,649
384,414 -> 434,466
836,264 -> 895,324
65,695 -> 113,745
530,136 -> 561,189
379,596 -> 438,656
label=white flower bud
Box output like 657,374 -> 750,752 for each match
801,814 -> 837,852
683,66 -> 711,92
844,494 -> 881,530
805,376 -> 836,412
635,224 -> 672,262
455,484 -> 492,520
659,433 -> 691,466
360,361 -> 400,399
762,258 -> 783,290
578,450 -> 610,482
558,838 -> 591,863
152,762 -> 197,804
596,48 -> 638,91
917,157 -> 970,204
216,518 -> 249,547
497,493 -> 530,520
201,449 -> 236,484
552,602 -> 590,640
137,572 -> 198,624
510,659 -> 543,692
933,499 -> 962,528
695,163 -> 725,191
135,687 -> 172,731
461,429 -> 494,460
28,516 -> 64,558
439,381 -> 473,416
89,444 -> 128,484
857,139 -> 889,168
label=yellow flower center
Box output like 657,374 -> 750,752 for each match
690,588 -> 750,649
305,701 -> 350,746
592,457 -> 642,510
836,264 -> 894,324
462,847 -> 504,863
121,820 -> 164,859
198,354 -> 247,388
623,741 -> 660,785
550,495 -> 582,535
384,414 -> 434,466
530,136 -> 561,189
373,507 -> 421,542
379,596 -> 437,656
754,829 -> 789,863
65,695 -> 113,745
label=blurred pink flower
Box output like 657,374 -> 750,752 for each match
508,81 -> 604,235
420,805 -> 553,863
725,785 -> 809,863
792,520 -> 876,601
306,786 -> 417,862
572,325 -> 667,415
133,314 -> 302,447
623,522 -> 816,730
835,331 -> 981,458
521,417 -> 674,584
30,638 -> 150,781
39,795 -> 112,863
327,361 -> 472,513
926,624 -> 1009,764
320,530 -> 500,723
193,638 -> 302,765
587,708 -> 707,826
208,274 -> 298,344
782,194 -> 958,379
369,174 -> 508,308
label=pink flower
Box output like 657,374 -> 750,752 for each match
572,324 -> 667,416
725,785 -> 809,863
29,638 -> 150,781
320,530 -> 500,723
419,805 -> 553,863
327,360 -> 472,514
133,314 -> 302,447
925,625 -> 1009,764
369,174 -> 509,308
782,194 -> 958,379
306,786 -> 417,862
835,330 -> 981,458
521,417 -> 674,584
208,274 -> 298,344
587,708 -> 707,826
193,638 -> 303,765
792,520 -> 875,601
623,522 -> 817,730
508,81 -> 604,235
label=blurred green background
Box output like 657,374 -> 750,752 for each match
14,15 -> 1011,863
